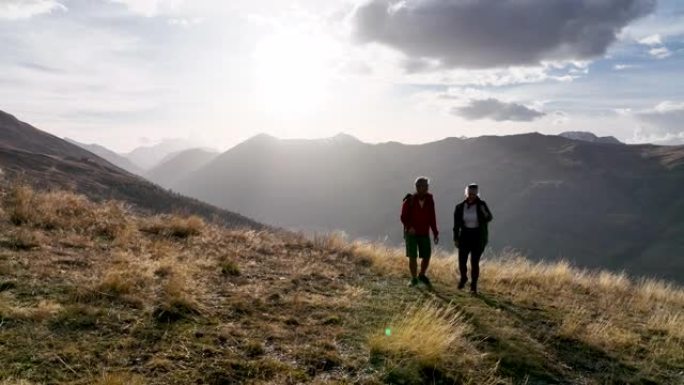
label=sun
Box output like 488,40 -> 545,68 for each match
252,30 -> 334,119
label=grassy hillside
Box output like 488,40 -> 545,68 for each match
0,186 -> 682,384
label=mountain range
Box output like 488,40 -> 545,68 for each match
144,148 -> 219,187
65,138 -> 144,175
124,138 -> 207,170
4,109 -> 683,282
0,110 -> 260,229
162,132 -> 684,282
558,131 -> 622,145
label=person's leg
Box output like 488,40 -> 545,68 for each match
406,234 -> 417,274
418,236 -> 432,277
470,244 -> 484,293
405,234 -> 419,284
458,246 -> 470,288
409,257 -> 418,278
420,258 -> 430,277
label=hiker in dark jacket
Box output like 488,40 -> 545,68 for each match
401,177 -> 439,287
453,183 -> 493,294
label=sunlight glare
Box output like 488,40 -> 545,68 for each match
253,31 -> 334,119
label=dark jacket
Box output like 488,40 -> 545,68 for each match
453,198 -> 493,247
401,193 -> 439,237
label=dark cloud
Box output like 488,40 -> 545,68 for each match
636,104 -> 684,137
353,0 -> 656,69
453,98 -> 546,122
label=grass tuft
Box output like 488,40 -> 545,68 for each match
220,259 -> 240,277
153,271 -> 202,323
92,373 -> 145,385
141,215 -> 205,238
369,301 -> 471,368
49,304 -> 100,331
2,184 -> 133,241
0,229 -> 44,250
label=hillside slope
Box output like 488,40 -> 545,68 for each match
0,186 -> 682,384
145,148 -> 218,188
0,110 -> 260,229
65,138 -> 144,176
174,133 -> 684,282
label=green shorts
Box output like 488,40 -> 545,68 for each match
405,234 -> 432,259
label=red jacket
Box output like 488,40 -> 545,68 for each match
401,193 -> 439,237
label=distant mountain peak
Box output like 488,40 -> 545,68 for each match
249,133 -> 278,142
330,133 -> 362,143
559,131 -> 623,145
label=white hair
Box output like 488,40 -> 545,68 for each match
465,183 -> 480,198
415,176 -> 430,185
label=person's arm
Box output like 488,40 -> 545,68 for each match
481,201 -> 493,223
453,204 -> 461,243
430,200 -> 439,242
400,199 -> 411,230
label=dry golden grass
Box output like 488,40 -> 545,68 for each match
369,301 -> 472,366
2,228 -> 45,250
0,297 -> 63,323
3,184 -> 133,241
151,261 -> 203,322
91,373 -> 145,385
369,301 -> 506,385
311,231 -> 352,253
140,215 -> 205,238
352,241 -> 405,275
353,241 -> 684,381
1,185 -> 682,384
0,380 -> 36,385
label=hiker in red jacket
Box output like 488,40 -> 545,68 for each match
401,177 -> 439,287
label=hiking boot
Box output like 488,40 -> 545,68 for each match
470,283 -> 478,295
457,279 -> 467,290
418,274 -> 432,287
408,277 -> 419,287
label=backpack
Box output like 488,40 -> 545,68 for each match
402,193 -> 414,238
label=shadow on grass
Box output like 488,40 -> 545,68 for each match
416,286 -> 659,385
478,291 -> 658,384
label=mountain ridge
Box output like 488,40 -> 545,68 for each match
65,137 -> 144,175
0,109 -> 261,229
171,131 -> 684,282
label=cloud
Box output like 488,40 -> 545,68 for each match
352,0 -> 656,69
452,98 -> 546,122
636,32 -> 673,59
0,0 -> 66,20
109,0 -> 182,17
638,34 -> 662,46
648,46 -> 672,59
168,17 -> 203,27
552,111 -> 569,125
635,101 -> 684,138
614,64 -> 638,71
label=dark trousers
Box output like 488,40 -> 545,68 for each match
458,228 -> 484,285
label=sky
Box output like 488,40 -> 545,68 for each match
1,0 -> 683,152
